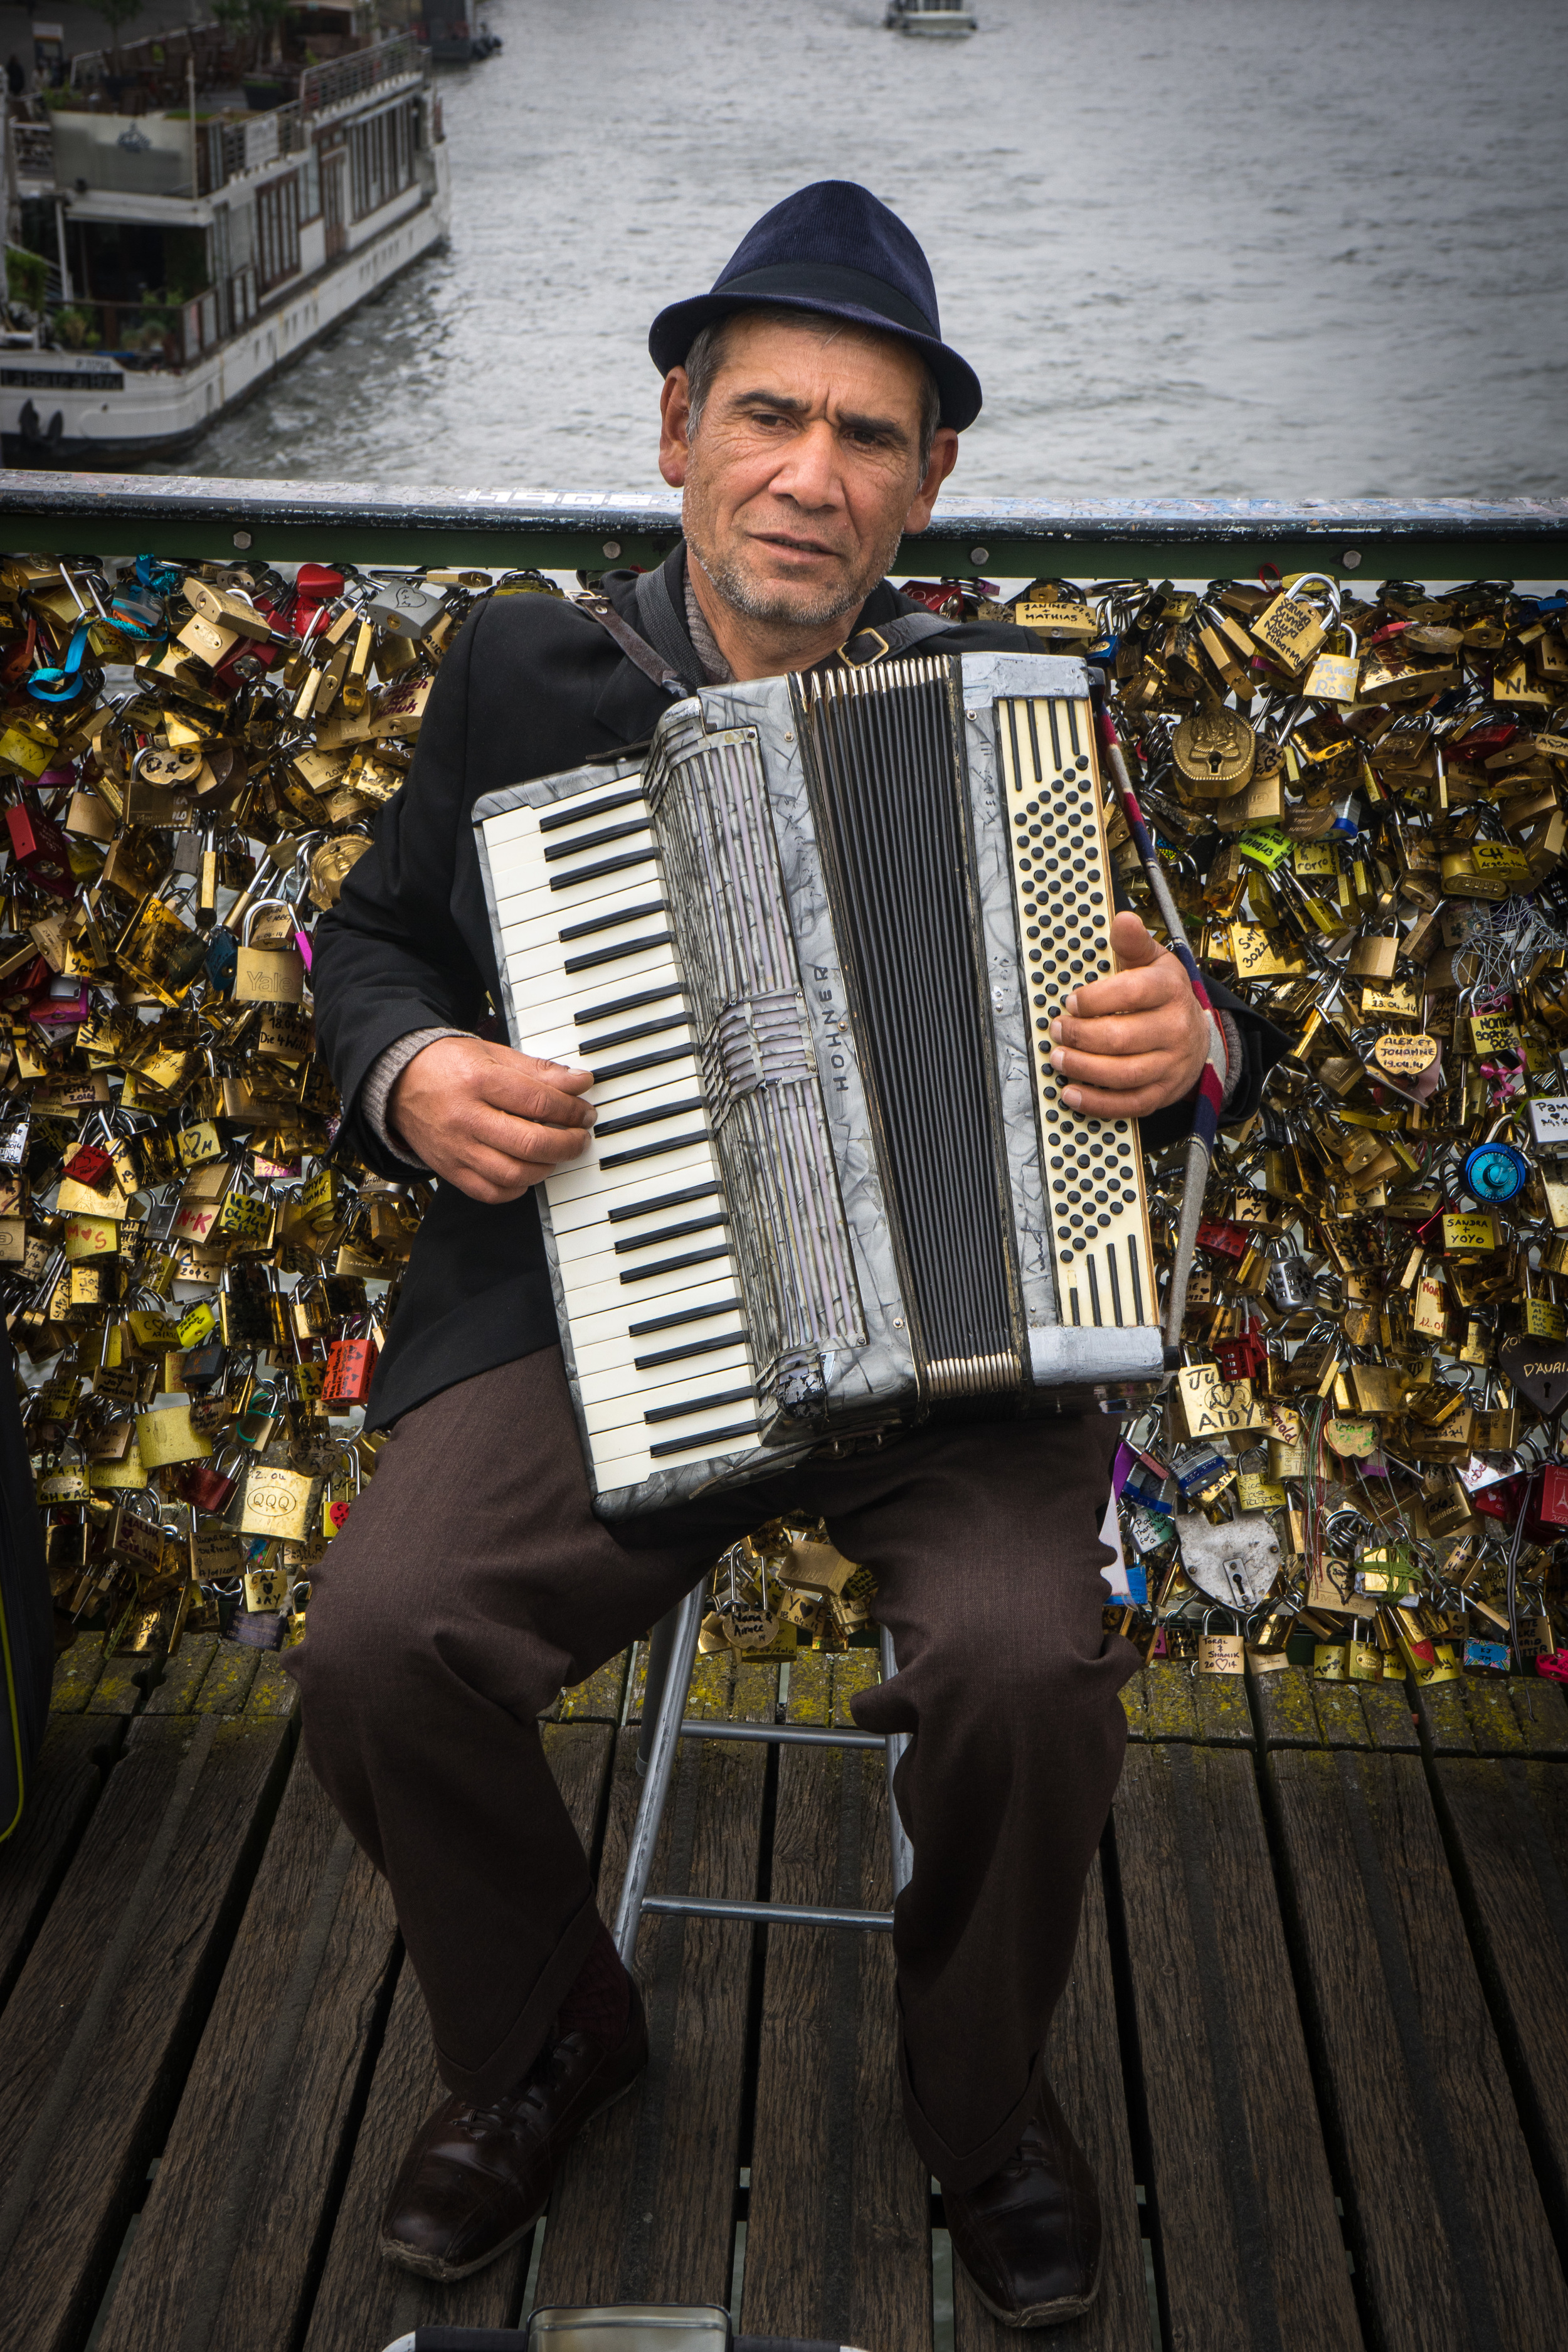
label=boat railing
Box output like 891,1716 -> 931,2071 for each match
8,120 -> 55,181
0,480 -> 1560,585
9,97 -> 313,206
300,35 -> 424,118
10,289 -> 250,374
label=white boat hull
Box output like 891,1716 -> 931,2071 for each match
886,4 -> 976,31
1,154 -> 450,469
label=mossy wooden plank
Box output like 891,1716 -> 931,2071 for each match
1249,1662 -> 1322,1749
1194,1670 -> 1254,1745
686,1650 -> 735,1722
300,1959 -> 537,2352
785,1650 -> 832,1727
1412,1677 -> 1475,1757
832,1649 -> 881,1725
536,1682 -> 768,2309
951,1878 -> 1184,2352
1114,1745 -> 1362,2352
93,1761 -> 398,2352
190,1643 -> 262,1715
1459,1677 -> 1527,1757
1432,1756 -> 1568,2252
1269,1746 -> 1568,2351
142,1634 -> 220,1715
0,1717 -> 112,2020
558,1648 -> 630,1722
1313,1680 -> 1372,1751
1142,1658 -> 1199,1742
85,1652 -> 149,1715
1504,1677 -> 1568,1761
1358,1678 -> 1421,1753
0,1712 -> 294,2352
1119,1665 -> 1148,1739
744,1687 -> 933,2349
298,1716 -> 618,2352
48,1641 -> 105,1715
243,1651 -> 300,1720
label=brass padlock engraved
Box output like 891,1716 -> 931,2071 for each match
235,898 -> 305,1005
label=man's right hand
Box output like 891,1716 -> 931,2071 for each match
389,1035 -> 596,1204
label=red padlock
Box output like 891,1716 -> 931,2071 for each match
293,565 -> 344,623
1197,1218 -> 1249,1263
169,1445 -> 243,1514
323,1334 -> 378,1405
1534,1464 -> 1568,1528
63,1140 -> 113,1187
1214,1331 -> 1267,1382
1472,1471 -> 1530,1523
6,797 -> 76,896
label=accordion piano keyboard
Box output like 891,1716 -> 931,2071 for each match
482,783 -> 761,1493
996,694 -> 1157,1333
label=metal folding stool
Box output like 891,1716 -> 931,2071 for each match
613,1581 -> 913,1963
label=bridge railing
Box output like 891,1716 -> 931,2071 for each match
0,479 -> 1562,583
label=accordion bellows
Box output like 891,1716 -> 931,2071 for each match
476,650 -> 1163,1515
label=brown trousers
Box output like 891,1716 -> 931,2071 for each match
287,1347 -> 1133,2194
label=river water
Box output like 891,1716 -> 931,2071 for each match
151,0 -> 1566,501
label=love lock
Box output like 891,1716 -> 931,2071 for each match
1179,1512 -> 1282,1608
133,742 -> 204,789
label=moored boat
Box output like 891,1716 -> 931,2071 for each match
884,0 -> 978,36
0,26 -> 450,469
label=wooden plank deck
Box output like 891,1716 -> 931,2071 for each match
3,1641 -> 1568,2352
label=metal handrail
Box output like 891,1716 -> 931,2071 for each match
0,475 -> 1562,583
300,35 -> 423,117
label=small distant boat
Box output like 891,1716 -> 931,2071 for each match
884,0 -> 977,33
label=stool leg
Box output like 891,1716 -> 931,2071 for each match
880,1623 -> 914,1900
613,1580 -> 704,1968
637,1597 -> 684,1774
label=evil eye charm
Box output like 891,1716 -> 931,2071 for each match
1464,1142 -> 1528,1204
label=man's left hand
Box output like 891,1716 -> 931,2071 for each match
1047,912 -> 1212,1118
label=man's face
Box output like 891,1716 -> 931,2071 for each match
660,312 -> 958,632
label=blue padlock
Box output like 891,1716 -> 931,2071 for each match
1463,1140 -> 1528,1204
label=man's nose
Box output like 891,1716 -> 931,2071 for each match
768,419 -> 844,510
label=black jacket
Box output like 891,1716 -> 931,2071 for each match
314,547 -> 1286,1428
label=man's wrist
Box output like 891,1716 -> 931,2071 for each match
363,1026 -> 471,1167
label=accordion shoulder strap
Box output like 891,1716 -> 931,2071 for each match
575,593 -> 690,698
577,585 -> 951,695
840,608 -> 953,665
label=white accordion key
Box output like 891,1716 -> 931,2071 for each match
479,780 -> 760,1494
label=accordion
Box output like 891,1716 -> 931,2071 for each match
475,649 -> 1167,1517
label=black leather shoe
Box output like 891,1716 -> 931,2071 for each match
380,1978 -> 649,2281
943,2085 -> 1101,2328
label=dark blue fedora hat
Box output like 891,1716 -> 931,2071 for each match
649,179 -> 982,433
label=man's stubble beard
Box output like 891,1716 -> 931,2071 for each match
682,477 -> 907,635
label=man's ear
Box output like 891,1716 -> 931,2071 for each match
903,425 -> 959,533
659,368 -> 694,489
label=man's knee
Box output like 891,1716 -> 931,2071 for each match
917,1611 -> 1125,1743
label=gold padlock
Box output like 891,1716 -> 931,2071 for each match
1249,572 -> 1339,674
1197,1611 -> 1245,1675
235,899 -> 305,1005
135,1402 -> 213,1468
1304,623 -> 1360,703
238,1463 -> 319,1543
